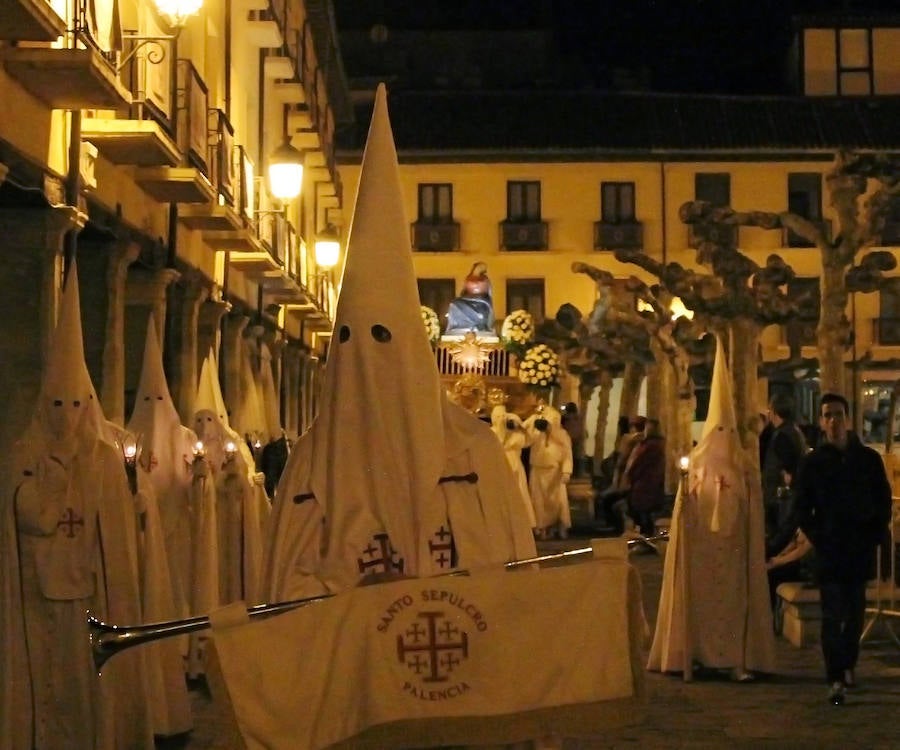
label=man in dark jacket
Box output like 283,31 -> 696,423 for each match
762,393 -> 807,542
793,393 -> 893,705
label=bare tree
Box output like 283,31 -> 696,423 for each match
684,151 -> 900,395
614,215 -> 799,465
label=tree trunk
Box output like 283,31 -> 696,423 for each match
728,317 -> 763,453
591,370 -> 613,476
619,360 -> 643,419
667,348 -> 695,497
818,262 -> 849,395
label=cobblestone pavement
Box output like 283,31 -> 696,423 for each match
158,537 -> 900,750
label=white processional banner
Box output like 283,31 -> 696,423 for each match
211,559 -> 643,749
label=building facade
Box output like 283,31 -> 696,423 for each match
0,0 -> 351,470
336,12 -> 900,454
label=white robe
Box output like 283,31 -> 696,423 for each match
647,444 -> 775,675
4,437 -> 153,749
525,414 -> 573,531
262,399 -> 537,602
490,409 -> 536,529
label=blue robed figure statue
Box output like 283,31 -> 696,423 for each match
446,261 -> 495,334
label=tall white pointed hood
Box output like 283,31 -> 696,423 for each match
307,83 -> 446,577
259,342 -> 283,441
193,350 -> 235,469
127,315 -> 196,490
128,315 -> 181,441
33,259 -> 107,447
690,335 -> 744,533
232,336 -> 267,444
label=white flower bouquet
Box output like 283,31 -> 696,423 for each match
421,305 -> 441,345
500,309 -> 534,356
516,343 -> 560,389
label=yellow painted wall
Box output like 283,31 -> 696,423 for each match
340,155 -> 900,378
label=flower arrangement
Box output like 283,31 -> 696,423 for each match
421,305 -> 441,345
500,309 -> 534,357
516,343 -> 560,389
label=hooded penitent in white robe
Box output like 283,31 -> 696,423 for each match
261,84 -> 536,603
0,261 -> 153,750
525,405 -> 573,535
233,333 -> 268,452
128,317 -> 199,619
193,351 -> 269,608
647,336 -> 775,678
125,317 -> 193,735
491,404 -> 536,529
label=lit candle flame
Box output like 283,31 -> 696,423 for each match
193,440 -> 205,457
225,441 -> 236,455
679,455 -> 690,472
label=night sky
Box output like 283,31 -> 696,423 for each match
333,1 -> 893,94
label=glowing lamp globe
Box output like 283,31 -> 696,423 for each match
154,0 -> 203,27
267,140 -> 304,201
314,225 -> 341,269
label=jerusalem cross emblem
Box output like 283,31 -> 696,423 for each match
358,532 -> 405,576
397,611 -> 469,683
57,507 -> 84,538
428,524 -> 457,569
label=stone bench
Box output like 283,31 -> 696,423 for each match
776,580 -> 900,648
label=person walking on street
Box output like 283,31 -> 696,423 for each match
792,393 -> 893,705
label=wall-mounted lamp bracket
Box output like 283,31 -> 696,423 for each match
116,33 -> 177,73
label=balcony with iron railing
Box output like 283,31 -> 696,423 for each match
0,1 -> 132,110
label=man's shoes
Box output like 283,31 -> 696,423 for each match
843,669 -> 856,688
828,681 -> 846,705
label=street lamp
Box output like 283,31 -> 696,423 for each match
117,0 -> 203,72
155,0 -> 203,27
314,224 -> 341,269
267,139 -> 304,202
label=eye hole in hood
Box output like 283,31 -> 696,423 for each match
371,324 -> 392,343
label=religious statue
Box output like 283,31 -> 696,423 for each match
445,261 -> 495,334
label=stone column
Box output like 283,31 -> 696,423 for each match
0,206 -> 84,487
198,298 -> 231,370
265,334 -> 286,429
169,272 -> 210,425
222,313 -> 250,421
281,343 -> 302,439
96,240 -> 140,426
126,267 -> 181,346
124,266 -> 180,419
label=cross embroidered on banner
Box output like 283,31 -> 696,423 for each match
397,611 -> 469,683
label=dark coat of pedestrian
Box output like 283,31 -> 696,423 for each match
792,392 -> 893,705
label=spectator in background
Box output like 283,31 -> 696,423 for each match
761,393 -> 807,542
597,416 -> 646,533
560,401 -> 585,477
594,415 -> 630,492
622,418 -> 666,536
793,392 -> 892,705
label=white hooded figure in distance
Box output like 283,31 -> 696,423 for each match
192,351 -> 269,608
0,261 -> 152,750
648,336 -> 775,680
125,316 -> 194,735
490,404 -> 536,530
261,85 -> 536,602
525,404 -> 573,539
